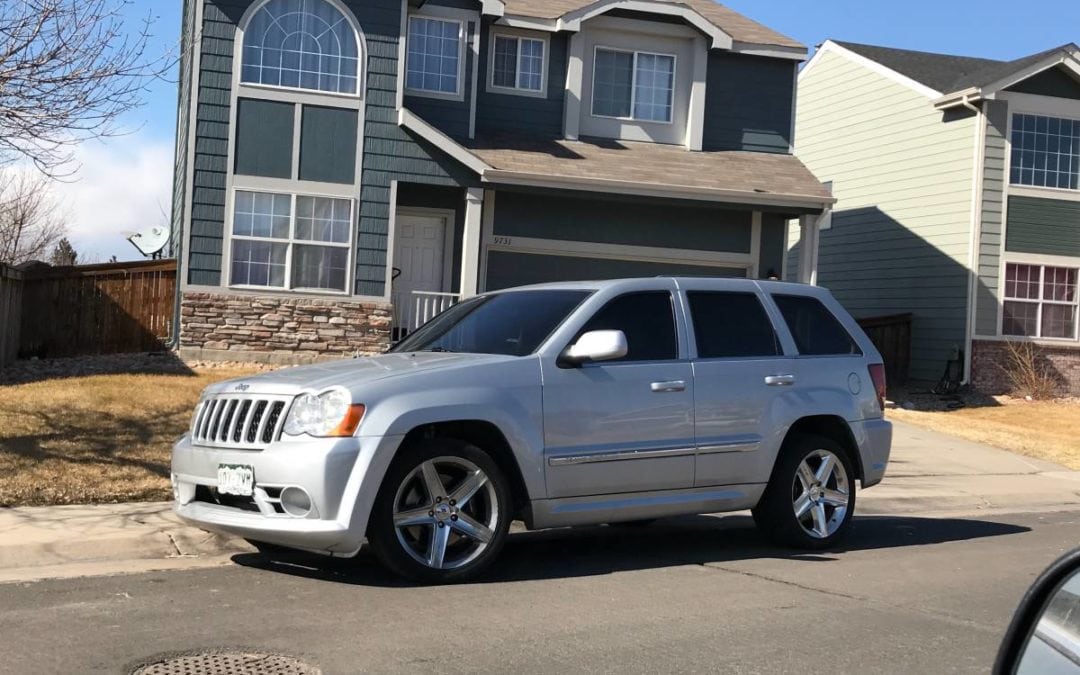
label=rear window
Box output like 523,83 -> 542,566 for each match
772,294 -> 861,356
687,292 -> 780,359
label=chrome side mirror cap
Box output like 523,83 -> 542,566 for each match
561,330 -> 628,366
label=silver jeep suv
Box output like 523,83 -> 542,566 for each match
172,278 -> 892,582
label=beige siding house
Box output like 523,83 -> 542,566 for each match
791,40 -> 1080,394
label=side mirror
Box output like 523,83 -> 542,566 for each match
561,330 -> 628,367
995,548 -> 1080,674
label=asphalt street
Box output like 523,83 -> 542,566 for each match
1,508 -> 1078,674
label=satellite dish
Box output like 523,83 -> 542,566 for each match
128,226 -> 171,259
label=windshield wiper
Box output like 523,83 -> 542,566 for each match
423,347 -> 456,353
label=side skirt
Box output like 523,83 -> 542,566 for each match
527,484 -> 766,529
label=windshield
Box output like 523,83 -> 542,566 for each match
391,290 -> 590,357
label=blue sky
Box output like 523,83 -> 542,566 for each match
65,0 -> 1080,261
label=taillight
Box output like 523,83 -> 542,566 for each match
868,364 -> 887,411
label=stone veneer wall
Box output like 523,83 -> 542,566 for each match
180,292 -> 392,361
971,339 -> 1080,396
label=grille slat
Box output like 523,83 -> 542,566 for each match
191,395 -> 291,450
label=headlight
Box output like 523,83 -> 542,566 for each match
283,389 -> 365,438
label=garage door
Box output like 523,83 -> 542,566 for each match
485,251 -> 746,291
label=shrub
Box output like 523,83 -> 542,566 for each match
999,341 -> 1060,400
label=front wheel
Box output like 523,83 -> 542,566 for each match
367,439 -> 512,583
752,434 -> 856,549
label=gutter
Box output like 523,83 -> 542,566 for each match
934,87 -> 983,111
961,94 -> 986,385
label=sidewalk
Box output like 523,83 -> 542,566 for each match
1,421 -> 1078,584
0,502 -> 252,583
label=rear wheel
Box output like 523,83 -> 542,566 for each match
367,439 -> 512,583
752,434 -> 856,549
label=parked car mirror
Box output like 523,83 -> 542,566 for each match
995,548 -> 1080,675
561,330 -> 628,366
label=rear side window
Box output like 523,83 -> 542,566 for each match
687,292 -> 780,359
772,294 -> 861,356
578,292 -> 677,362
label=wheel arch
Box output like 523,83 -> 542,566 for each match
782,415 -> 864,483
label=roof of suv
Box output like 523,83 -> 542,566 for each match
488,277 -> 822,294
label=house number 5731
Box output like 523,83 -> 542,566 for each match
493,236 -> 513,246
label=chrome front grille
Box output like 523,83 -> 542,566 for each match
191,395 -> 292,449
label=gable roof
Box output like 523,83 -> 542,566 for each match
498,0 -> 803,49
831,41 -> 1080,101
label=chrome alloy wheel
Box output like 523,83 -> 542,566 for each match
392,456 -> 499,570
791,449 -> 851,539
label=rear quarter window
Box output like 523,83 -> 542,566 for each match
772,294 -> 861,356
687,292 -> 780,359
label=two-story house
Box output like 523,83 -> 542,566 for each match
791,40 -> 1080,394
172,0 -> 833,360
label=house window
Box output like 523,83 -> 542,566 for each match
1003,263 -> 1079,340
592,48 -> 675,123
406,16 -> 463,96
1010,114 -> 1080,190
230,190 -> 353,293
490,34 -> 545,94
241,0 -> 360,95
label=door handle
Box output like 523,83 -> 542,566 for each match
651,380 -> 686,393
765,374 -> 797,387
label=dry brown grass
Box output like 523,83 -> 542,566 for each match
890,401 -> 1080,470
0,368 -> 261,507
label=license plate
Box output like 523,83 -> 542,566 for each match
217,464 -> 254,497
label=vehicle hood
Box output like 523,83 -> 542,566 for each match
204,352 -> 519,397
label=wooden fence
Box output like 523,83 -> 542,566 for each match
1,259 -> 176,362
0,264 -> 23,367
857,313 -> 913,385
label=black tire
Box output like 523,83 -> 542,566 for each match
367,438 -> 513,583
752,433 -> 857,550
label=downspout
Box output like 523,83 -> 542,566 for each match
961,94 -> 986,385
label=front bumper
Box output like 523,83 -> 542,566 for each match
171,433 -> 402,555
851,417 -> 892,488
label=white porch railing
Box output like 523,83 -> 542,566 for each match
392,291 -> 461,337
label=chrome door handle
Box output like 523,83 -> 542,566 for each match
765,374 -> 796,387
651,380 -> 686,393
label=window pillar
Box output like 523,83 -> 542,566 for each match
798,214 -> 820,286
460,188 -> 484,297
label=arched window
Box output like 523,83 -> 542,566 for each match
241,0 -> 360,94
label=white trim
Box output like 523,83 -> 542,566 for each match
974,334 -> 1080,350
1002,251 -> 1080,267
234,82 -> 363,105
497,14 -> 559,32
469,17 -> 480,138
686,36 -> 707,151
487,29 -> 550,98
564,32 -> 585,140
398,108 -> 491,175
999,90 -> 1080,118
404,12 -> 470,102
396,0 -> 408,110
558,0 -> 732,50
478,189 -> 496,292
461,188 -> 485,297
730,42 -> 807,61
485,235 -> 755,271
386,180 -> 399,300
1010,185 -> 1080,202
749,211 -> 762,278
964,103 -> 988,384
179,0 -> 204,293
1003,97 -> 1080,194
804,41 -> 943,100
483,169 -> 835,211
394,206 -> 458,294
998,258 -> 1080,342
184,282 -> 387,305
585,15 -> 699,41
589,45 -> 677,125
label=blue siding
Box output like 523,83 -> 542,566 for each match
187,0 -> 476,296
402,14 -> 477,140
703,52 -> 794,154
475,23 -> 568,138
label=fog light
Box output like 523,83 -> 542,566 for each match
280,487 -> 313,518
172,478 -> 196,506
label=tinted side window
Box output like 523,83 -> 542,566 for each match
687,292 -> 780,358
772,294 -> 861,356
579,292 -> 677,362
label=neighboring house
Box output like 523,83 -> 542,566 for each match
171,0 -> 833,360
791,40 -> 1080,393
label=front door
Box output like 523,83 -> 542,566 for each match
393,212 -> 449,334
542,289 -> 696,499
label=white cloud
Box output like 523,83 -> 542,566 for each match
46,134 -> 175,263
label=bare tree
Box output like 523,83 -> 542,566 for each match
0,169 -> 67,265
0,0 -> 168,174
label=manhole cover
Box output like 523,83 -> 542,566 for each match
132,652 -> 321,675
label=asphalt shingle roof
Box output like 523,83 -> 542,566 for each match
463,134 -> 832,204
501,0 -> 803,49
834,41 -> 1073,94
